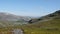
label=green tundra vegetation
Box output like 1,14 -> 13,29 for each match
0,19 -> 60,34
0,10 -> 60,34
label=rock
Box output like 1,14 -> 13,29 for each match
12,29 -> 24,34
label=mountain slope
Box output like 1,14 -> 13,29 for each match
22,10 -> 60,34
0,10 -> 60,34
0,12 -> 31,27
28,10 -> 60,24
0,12 -> 31,21
22,18 -> 60,34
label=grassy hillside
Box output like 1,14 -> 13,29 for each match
0,10 -> 60,34
0,19 -> 60,34
22,19 -> 60,34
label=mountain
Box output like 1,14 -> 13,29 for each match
0,10 -> 60,34
23,10 -> 60,34
28,10 -> 60,23
0,10 -> 60,28
0,12 -> 31,21
0,12 -> 31,27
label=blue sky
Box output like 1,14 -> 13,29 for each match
0,0 -> 60,17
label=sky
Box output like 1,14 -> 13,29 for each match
0,0 -> 60,17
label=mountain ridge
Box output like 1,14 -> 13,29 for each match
0,12 -> 31,21
28,10 -> 60,24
